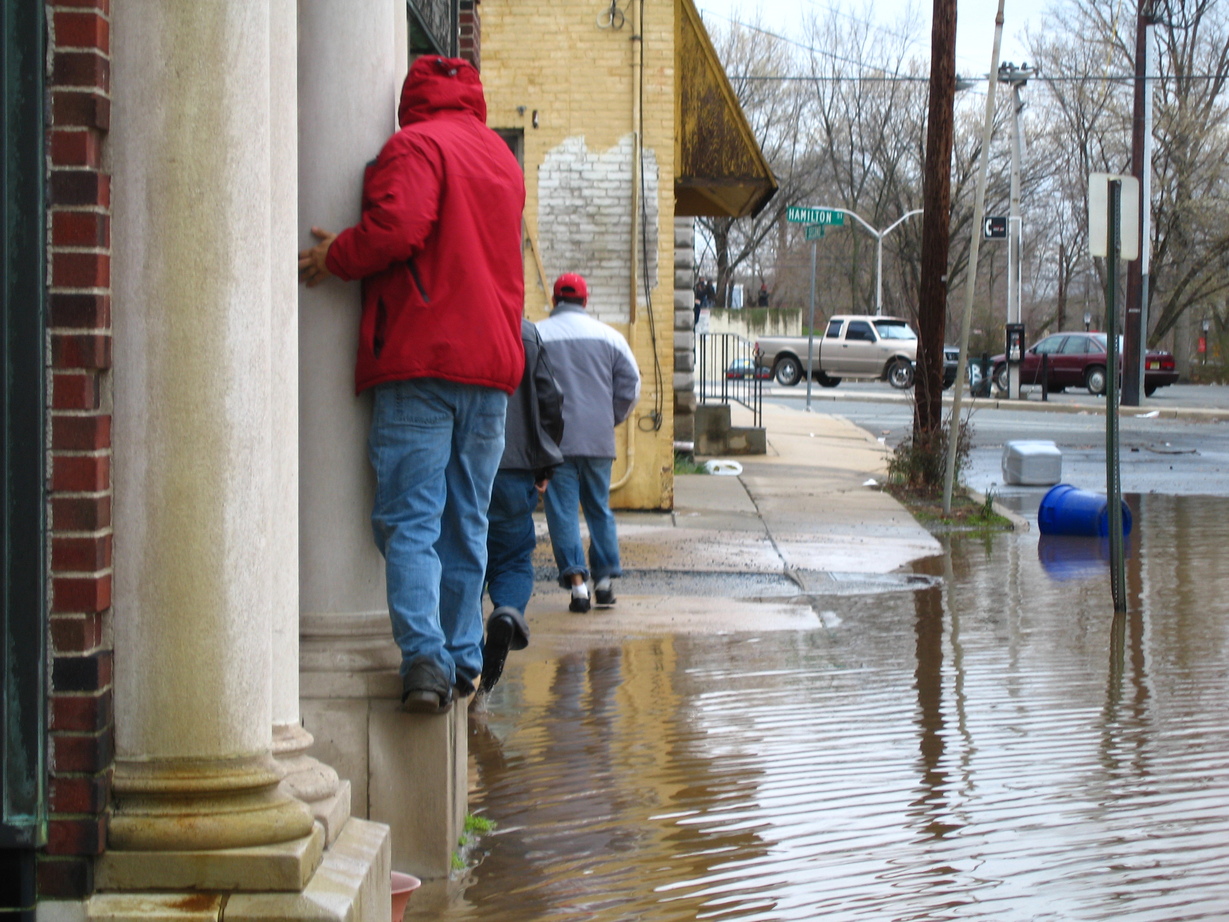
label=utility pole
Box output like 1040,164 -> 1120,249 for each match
998,62 -> 1034,400
915,0 -> 957,439
1123,0 -> 1156,406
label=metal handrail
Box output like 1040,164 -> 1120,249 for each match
696,333 -> 763,428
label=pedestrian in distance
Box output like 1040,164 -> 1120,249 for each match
298,56 -> 526,715
479,319 -> 566,695
536,274 -> 641,613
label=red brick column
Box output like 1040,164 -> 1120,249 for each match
41,0 -> 114,900
459,0 -> 481,69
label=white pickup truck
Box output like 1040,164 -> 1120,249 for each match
754,315 -> 923,389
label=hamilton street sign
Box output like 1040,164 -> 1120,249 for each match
787,205 -> 845,227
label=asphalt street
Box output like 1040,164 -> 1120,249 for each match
758,381 -> 1229,513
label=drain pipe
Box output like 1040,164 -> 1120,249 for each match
612,0 -> 643,492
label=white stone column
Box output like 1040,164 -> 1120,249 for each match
269,0 -> 348,843
297,0 -> 406,657
296,4 -> 470,881
108,0 -> 314,872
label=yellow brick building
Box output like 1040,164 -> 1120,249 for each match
479,0 -> 775,511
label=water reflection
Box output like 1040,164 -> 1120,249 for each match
412,495 -> 1229,921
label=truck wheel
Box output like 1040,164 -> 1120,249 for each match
1084,365 -> 1107,396
887,359 -> 915,390
817,373 -> 841,388
774,356 -> 802,387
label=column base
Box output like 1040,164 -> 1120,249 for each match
76,817 -> 390,921
274,723 -> 350,846
96,824 -> 324,892
109,754 -> 316,853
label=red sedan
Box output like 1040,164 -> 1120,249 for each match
991,332 -> 1178,397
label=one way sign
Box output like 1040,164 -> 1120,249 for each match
984,216 -> 1008,239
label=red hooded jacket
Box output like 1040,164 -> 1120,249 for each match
326,57 -> 526,394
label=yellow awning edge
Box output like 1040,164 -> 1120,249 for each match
675,0 -> 778,218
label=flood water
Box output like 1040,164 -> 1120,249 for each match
410,494 -> 1229,921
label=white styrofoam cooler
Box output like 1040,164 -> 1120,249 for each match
1001,440 -> 1063,486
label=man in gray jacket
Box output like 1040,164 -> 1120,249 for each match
536,274 -> 641,613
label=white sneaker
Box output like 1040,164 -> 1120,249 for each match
569,583 -> 591,613
594,577 -> 616,607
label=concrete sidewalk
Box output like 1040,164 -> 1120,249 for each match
522,403 -> 941,648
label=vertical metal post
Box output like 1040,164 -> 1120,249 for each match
1,0 -> 48,854
1007,83 -> 1024,400
875,232 -> 883,316
1106,181 -> 1127,612
943,0 -> 1005,515
805,240 -> 817,412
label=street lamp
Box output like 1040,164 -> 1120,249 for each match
832,208 -> 924,315
998,62 -> 1035,400
1084,311 -> 1092,332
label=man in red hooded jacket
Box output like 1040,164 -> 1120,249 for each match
300,56 -> 525,714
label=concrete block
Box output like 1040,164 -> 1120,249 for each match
367,700 -> 466,881
1002,440 -> 1062,485
302,698 -> 370,819
224,817 -> 391,922
85,894 -> 224,921
674,415 -> 695,443
695,403 -> 731,437
725,427 -> 767,455
95,826 -> 324,893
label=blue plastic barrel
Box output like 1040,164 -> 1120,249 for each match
1038,483 -> 1133,537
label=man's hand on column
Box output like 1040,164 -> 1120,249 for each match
298,227 -> 337,287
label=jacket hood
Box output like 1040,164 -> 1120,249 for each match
398,56 -> 487,127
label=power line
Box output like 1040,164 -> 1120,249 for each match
728,73 -> 1229,84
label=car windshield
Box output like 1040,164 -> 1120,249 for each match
874,321 -> 916,340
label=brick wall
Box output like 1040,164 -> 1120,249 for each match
459,0 -> 480,68
478,0 -> 676,510
41,0 -> 114,900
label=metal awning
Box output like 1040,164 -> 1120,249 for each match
674,0 -> 778,219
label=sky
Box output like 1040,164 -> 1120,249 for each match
693,0 -> 1044,81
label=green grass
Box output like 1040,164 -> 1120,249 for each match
674,452 -> 708,475
452,812 -> 497,873
464,813 -> 495,836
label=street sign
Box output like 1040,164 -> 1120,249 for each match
787,205 -> 845,227
984,216 -> 1007,239
1088,173 -> 1140,261
804,224 -> 825,241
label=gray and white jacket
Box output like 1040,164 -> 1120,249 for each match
535,302 -> 641,459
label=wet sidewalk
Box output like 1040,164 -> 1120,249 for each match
524,404 -> 942,650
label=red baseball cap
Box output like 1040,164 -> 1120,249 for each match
552,273 -> 588,305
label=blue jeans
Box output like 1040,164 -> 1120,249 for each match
542,458 -> 622,588
368,378 -> 507,686
484,470 -> 538,643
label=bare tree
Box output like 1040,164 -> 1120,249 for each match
1030,0 -> 1229,350
697,16 -> 812,306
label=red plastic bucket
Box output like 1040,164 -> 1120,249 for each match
1038,483 -> 1132,537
